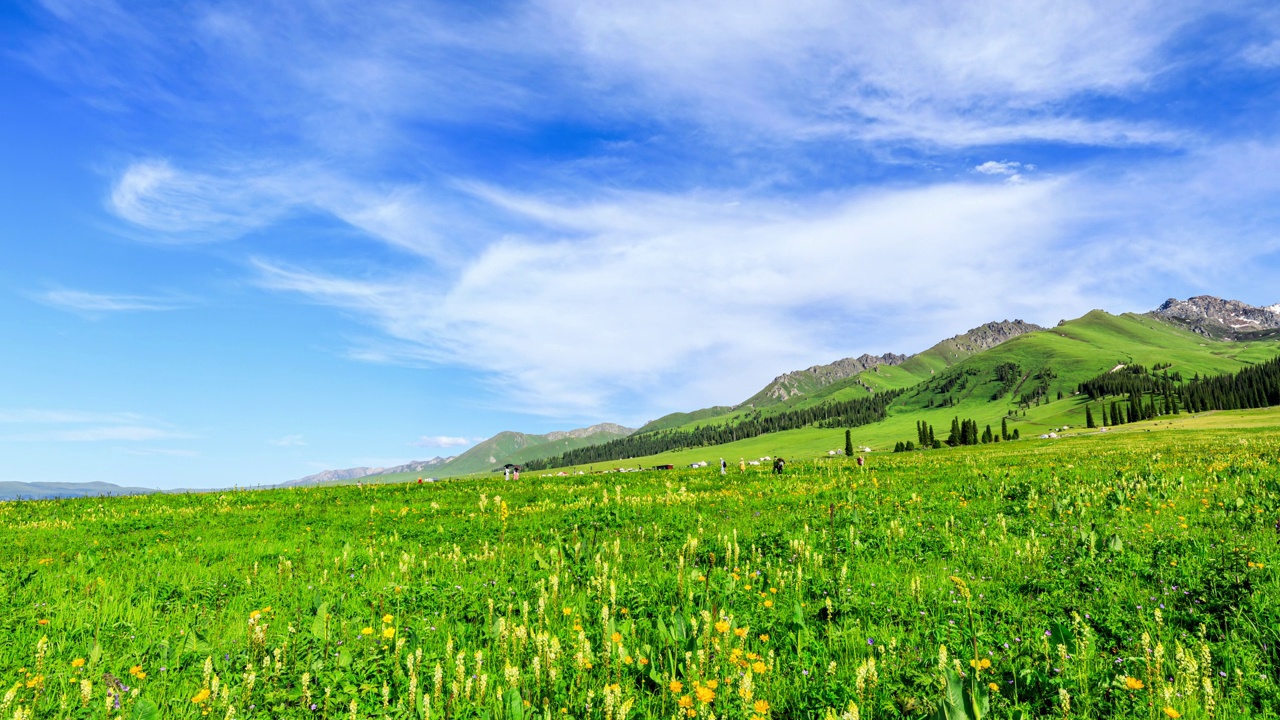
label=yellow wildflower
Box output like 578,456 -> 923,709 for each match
383,627 -> 395,639
563,607 -> 573,616
715,621 -> 730,634
1125,677 -> 1144,690
696,686 -> 716,704
763,600 -> 773,608
129,665 -> 146,679
753,699 -> 771,713
752,661 -> 768,674
989,682 -> 1000,692
759,634 -> 769,642
1163,709 -> 1181,719
361,627 -> 374,635
71,658 -> 85,668
382,614 -> 394,624
677,695 -> 693,708
611,632 -> 622,644
734,627 -> 748,638
192,688 -> 211,704
670,680 -> 683,694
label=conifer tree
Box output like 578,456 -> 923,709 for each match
1001,417 -> 1009,441
1086,405 -> 1096,428
845,429 -> 854,458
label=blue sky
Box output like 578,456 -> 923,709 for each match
3,1 -> 1280,489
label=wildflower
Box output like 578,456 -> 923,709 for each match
71,658 -> 85,668
382,614 -> 394,624
764,600 -> 774,608
989,682 -> 1000,692
37,619 -> 49,625
669,680 -> 683,694
969,658 -> 992,670
639,657 -> 650,666
361,627 -> 374,635
383,627 -> 395,639
563,608 -> 573,616
192,688 -> 211,704
735,627 -> 748,638
611,632 -> 622,644
759,634 -> 770,642
1163,708 -> 1182,718
677,695 -> 693,709
752,661 -> 768,674
696,686 -> 716,704
129,665 -> 146,679
715,621 -> 730,633
754,699 -> 771,713
1125,676 -> 1144,690
24,676 -> 44,689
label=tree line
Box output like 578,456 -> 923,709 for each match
523,389 -> 905,471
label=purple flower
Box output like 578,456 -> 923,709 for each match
867,638 -> 874,646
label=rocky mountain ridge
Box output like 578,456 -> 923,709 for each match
282,456 -> 454,486
544,423 -> 635,441
1151,295 -> 1280,340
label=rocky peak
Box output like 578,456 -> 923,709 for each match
944,320 -> 1044,354
1153,295 -> 1280,339
544,423 -> 635,441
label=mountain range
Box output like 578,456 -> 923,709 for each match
4,295 -> 1277,498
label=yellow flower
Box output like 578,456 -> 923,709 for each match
715,621 -> 730,634
734,627 -> 748,638
249,610 -> 262,620
130,665 -> 146,679
696,686 -> 716,704
382,627 -> 395,639
37,619 -> 49,625
1163,708 -> 1182,719
361,627 -> 374,635
71,658 -> 85,668
670,680 -> 683,694
706,680 -> 718,689
639,657 -> 650,666
678,695 -> 693,709
759,634 -> 769,642
753,699 -> 771,713
763,600 -> 773,608
24,676 -> 44,689
970,658 -> 992,670
192,688 -> 211,704
563,607 -> 573,616
382,614 -> 394,624
752,661 -> 768,674
988,682 -> 1000,692
611,632 -> 623,644
1125,676 -> 1144,690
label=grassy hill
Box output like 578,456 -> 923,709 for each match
529,310 -> 1280,474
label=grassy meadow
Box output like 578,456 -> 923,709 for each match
2,426 -> 1279,719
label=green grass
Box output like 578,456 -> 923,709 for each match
3,422 -> 1278,719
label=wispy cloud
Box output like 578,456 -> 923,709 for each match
125,448 -> 200,457
39,288 -> 187,313
1,426 -> 190,442
0,408 -> 190,442
410,435 -> 478,449
268,434 -> 307,447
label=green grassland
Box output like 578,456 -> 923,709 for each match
3,424 -> 1278,719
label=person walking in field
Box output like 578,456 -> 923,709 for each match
773,457 -> 785,475
739,458 -> 746,472
720,458 -> 727,476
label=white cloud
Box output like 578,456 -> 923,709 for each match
39,289 -> 186,312
125,448 -> 200,457
0,408 -> 190,442
1,426 -> 189,442
268,434 -> 307,447
410,435 -> 478,448
1242,39 -> 1280,67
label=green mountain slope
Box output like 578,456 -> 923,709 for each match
529,309 -> 1280,473
425,423 -> 635,478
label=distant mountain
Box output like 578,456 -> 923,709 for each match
741,353 -> 909,407
281,456 -> 454,487
433,423 -> 636,477
1151,295 -> 1280,340
285,423 -> 638,484
0,481 -> 157,501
